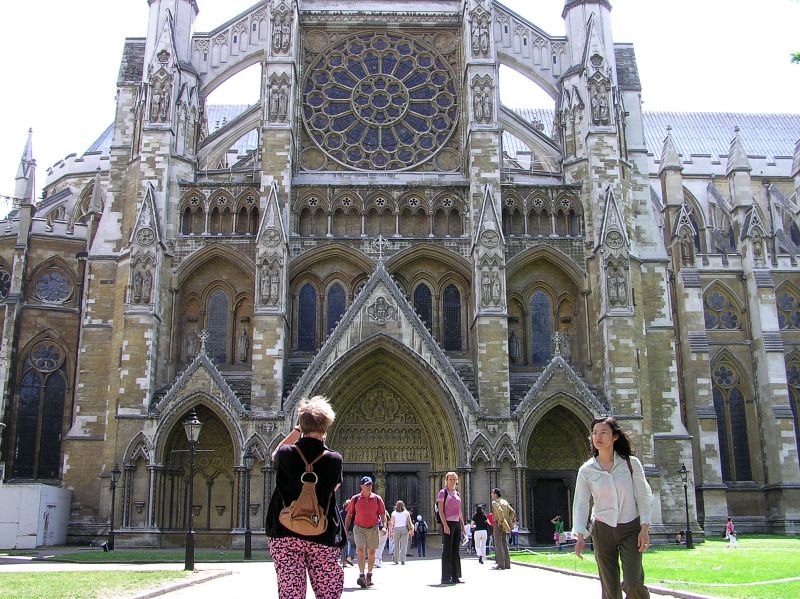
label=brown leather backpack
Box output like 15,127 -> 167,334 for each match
279,446 -> 329,536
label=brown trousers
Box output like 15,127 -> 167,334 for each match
591,518 -> 649,599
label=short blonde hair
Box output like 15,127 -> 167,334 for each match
298,395 -> 336,434
445,471 -> 458,481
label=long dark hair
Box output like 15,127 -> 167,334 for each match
590,417 -> 635,458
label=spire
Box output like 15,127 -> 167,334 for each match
659,126 -> 682,174
14,128 -> 35,205
726,126 -> 751,175
791,135 -> 800,179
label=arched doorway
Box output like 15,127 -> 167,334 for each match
158,405 -> 238,543
525,405 -> 590,544
322,344 -> 461,523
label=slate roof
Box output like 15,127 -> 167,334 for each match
85,124 -> 114,154
205,104 -> 259,155
502,108 -> 555,158
118,38 -> 146,86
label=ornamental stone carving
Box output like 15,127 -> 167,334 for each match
367,295 -> 397,325
606,262 -> 629,308
149,70 -> 172,124
469,9 -> 491,57
480,229 -> 499,248
471,74 -> 493,124
271,9 -> 292,54
268,73 -> 290,123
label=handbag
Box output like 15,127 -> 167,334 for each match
406,514 -> 413,532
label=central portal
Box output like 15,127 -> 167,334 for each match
322,345 -> 458,523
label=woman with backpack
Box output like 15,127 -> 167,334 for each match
266,396 -> 344,599
437,471 -> 465,585
572,417 -> 653,599
414,515 -> 429,557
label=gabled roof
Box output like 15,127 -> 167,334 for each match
285,262 -> 479,413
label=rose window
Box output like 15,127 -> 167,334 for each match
34,270 -> 71,304
302,32 -> 459,171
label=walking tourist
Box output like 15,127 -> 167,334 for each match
266,396 -> 344,599
471,504 -> 489,564
552,515 -> 566,547
390,500 -> 413,564
375,510 -> 390,567
340,500 -> 355,567
345,476 -> 386,588
510,518 -> 519,547
725,517 -> 737,548
490,488 -> 514,570
437,471 -> 466,584
572,416 -> 653,599
415,515 -> 429,557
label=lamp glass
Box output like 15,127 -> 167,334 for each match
679,463 -> 688,484
111,464 -> 121,484
183,410 -> 202,444
243,449 -> 256,470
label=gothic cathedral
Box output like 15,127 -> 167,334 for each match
1,0 -> 798,547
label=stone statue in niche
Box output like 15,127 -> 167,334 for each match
479,20 -> 490,55
473,89 -> 484,122
269,83 -> 289,122
238,328 -> 249,362
269,87 -> 280,121
149,76 -> 171,123
607,265 -> 628,308
561,331 -> 572,364
591,88 -> 610,125
508,330 -> 521,363
752,234 -> 764,265
491,274 -> 501,305
680,234 -> 694,267
186,327 -> 198,358
471,20 -> 481,56
133,270 -> 143,303
481,273 -> 492,306
141,269 -> 153,304
280,20 -> 291,53
272,16 -> 291,53
260,268 -> 270,305
270,271 -> 280,305
278,87 -> 288,121
482,88 -> 493,122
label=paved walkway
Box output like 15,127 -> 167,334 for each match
0,550 -> 691,599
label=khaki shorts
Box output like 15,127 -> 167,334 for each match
353,525 -> 379,550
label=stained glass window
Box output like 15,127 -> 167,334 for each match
704,290 -> 741,330
13,370 -> 41,478
530,291 -> 553,366
34,270 -> 70,304
414,284 -> 432,332
0,267 -> 11,300
299,284 -> 317,351
442,285 -> 461,351
785,358 -> 800,456
39,371 -> 66,479
302,31 -> 458,171
327,284 -> 346,334
206,290 -> 229,365
712,363 -> 752,482
777,288 -> 800,330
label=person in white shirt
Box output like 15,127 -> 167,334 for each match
572,417 -> 653,599
390,500 -> 414,564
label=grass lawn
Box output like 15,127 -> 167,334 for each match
511,535 -> 800,599
0,571 -> 189,599
42,549 -> 270,563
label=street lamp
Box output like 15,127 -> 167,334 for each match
108,464 -> 121,551
679,463 -> 693,549
243,449 -> 257,560
183,410 -> 203,570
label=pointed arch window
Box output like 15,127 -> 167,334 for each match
414,283 -> 432,332
688,213 -> 702,251
206,289 -> 229,365
785,357 -> 800,452
298,283 -> 317,351
791,222 -> 800,246
327,284 -> 346,334
703,290 -> 741,330
530,290 -> 553,366
712,362 -> 752,482
12,342 -> 67,480
776,287 -> 800,330
442,284 -> 461,351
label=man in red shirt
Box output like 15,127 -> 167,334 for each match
345,477 -> 386,588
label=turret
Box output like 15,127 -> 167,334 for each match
144,0 -> 197,69
562,0 -> 615,73
726,126 -> 753,209
14,128 -> 35,208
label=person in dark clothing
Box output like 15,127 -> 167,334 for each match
266,396 -> 343,599
471,505 -> 489,564
414,515 -> 429,556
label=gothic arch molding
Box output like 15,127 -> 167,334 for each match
288,243 -> 373,278
506,245 -> 584,290
518,392 -> 598,455
175,244 -> 255,287
152,391 -> 245,466
122,431 -> 153,466
387,243 -> 472,282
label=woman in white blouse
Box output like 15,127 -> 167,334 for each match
572,417 -> 653,599
389,500 -> 413,565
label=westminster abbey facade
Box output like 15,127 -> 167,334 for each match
0,0 -> 798,547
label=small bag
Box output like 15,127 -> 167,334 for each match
406,515 -> 414,532
278,446 -> 329,536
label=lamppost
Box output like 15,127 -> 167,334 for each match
679,463 -> 693,549
108,464 -> 121,551
243,449 -> 256,560
183,410 -> 203,571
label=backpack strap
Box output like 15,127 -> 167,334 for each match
293,446 -> 329,472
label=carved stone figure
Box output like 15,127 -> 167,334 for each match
479,21 -> 490,54
269,88 -> 280,121
482,89 -> 493,122
680,235 -> 694,266
599,94 -> 610,124
491,274 -> 501,305
141,269 -> 152,303
508,330 -> 521,363
186,327 -> 198,358
280,22 -> 291,53
561,331 -> 572,364
473,90 -> 484,122
270,272 -> 280,305
753,234 -> 764,264
615,271 -> 628,305
606,267 -> 618,306
592,88 -> 610,125
133,270 -> 143,303
238,328 -> 249,362
471,20 -> 481,56
260,269 -> 270,305
481,274 -> 492,306
278,87 -> 288,121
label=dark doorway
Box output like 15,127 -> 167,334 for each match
531,477 -> 570,544
385,471 -> 421,516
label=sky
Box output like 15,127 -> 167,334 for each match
0,0 -> 798,208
